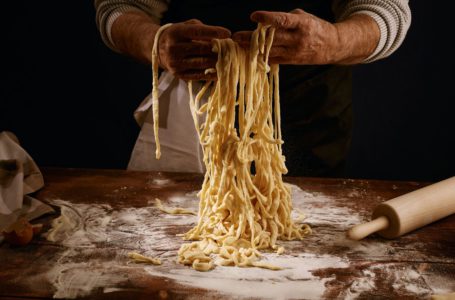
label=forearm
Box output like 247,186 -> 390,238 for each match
94,0 -> 169,60
111,11 -> 160,65
334,14 -> 380,65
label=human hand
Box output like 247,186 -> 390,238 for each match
157,19 -> 231,80
233,9 -> 341,65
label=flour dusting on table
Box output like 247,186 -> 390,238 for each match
36,184 -> 451,299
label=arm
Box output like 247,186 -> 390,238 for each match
110,10 -> 160,65
94,0 -> 168,53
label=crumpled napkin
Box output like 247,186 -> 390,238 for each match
0,131 -> 54,234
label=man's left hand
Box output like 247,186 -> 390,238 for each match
233,9 -> 379,65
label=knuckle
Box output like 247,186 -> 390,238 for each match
278,14 -> 291,27
185,18 -> 201,24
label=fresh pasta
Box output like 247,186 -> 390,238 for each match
152,24 -> 311,271
151,23 -> 173,159
155,198 -> 196,215
128,252 -> 162,265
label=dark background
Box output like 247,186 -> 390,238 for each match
1,1 -> 454,182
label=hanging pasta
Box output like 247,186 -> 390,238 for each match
153,23 -> 311,271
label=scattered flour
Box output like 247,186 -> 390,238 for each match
44,248 -> 129,299
152,178 -> 172,186
43,200 -> 113,247
145,253 -> 348,300
387,265 -> 433,298
37,184 -> 452,299
290,185 -> 363,228
344,269 -> 376,300
422,273 -> 455,295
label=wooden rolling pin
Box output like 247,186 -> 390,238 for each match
347,177 -> 455,240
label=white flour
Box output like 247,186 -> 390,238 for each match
44,248 -> 129,299
43,200 -> 113,247
38,184 -> 452,299
145,253 -> 349,300
344,269 -> 376,300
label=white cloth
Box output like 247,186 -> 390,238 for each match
128,71 -> 205,173
0,132 -> 54,232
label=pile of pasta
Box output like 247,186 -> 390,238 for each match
152,24 -> 311,271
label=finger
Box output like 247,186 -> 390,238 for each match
168,42 -> 215,58
181,24 -> 231,40
251,11 -> 300,29
269,56 -> 288,64
176,70 -> 217,81
180,57 -> 217,70
184,19 -> 203,25
268,46 -> 289,59
167,56 -> 216,73
289,8 -> 306,15
236,42 -> 250,50
268,46 -> 299,64
232,31 -> 253,44
233,29 -> 294,48
269,54 -> 297,65
270,28 -> 296,46
234,29 -> 296,47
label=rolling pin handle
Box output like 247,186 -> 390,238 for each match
347,215 -> 390,241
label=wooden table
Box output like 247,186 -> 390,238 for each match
0,168 -> 454,299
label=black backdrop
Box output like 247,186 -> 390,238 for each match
1,1 -> 454,181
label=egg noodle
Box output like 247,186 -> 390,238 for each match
152,23 -> 311,271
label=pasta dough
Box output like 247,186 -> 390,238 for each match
151,23 -> 173,159
128,252 -> 162,265
152,24 -> 311,271
155,198 -> 196,215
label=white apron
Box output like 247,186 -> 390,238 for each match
127,71 -> 205,173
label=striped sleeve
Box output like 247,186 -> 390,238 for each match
94,0 -> 170,51
333,0 -> 411,63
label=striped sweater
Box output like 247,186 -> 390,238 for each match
94,0 -> 411,63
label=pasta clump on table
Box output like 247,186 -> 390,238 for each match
152,24 -> 311,271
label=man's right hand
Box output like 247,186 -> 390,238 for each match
158,20 -> 231,80
111,12 -> 230,81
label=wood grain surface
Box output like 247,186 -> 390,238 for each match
0,168 -> 454,299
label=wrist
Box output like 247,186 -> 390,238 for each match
111,11 -> 160,65
138,23 -> 159,65
333,14 -> 380,65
